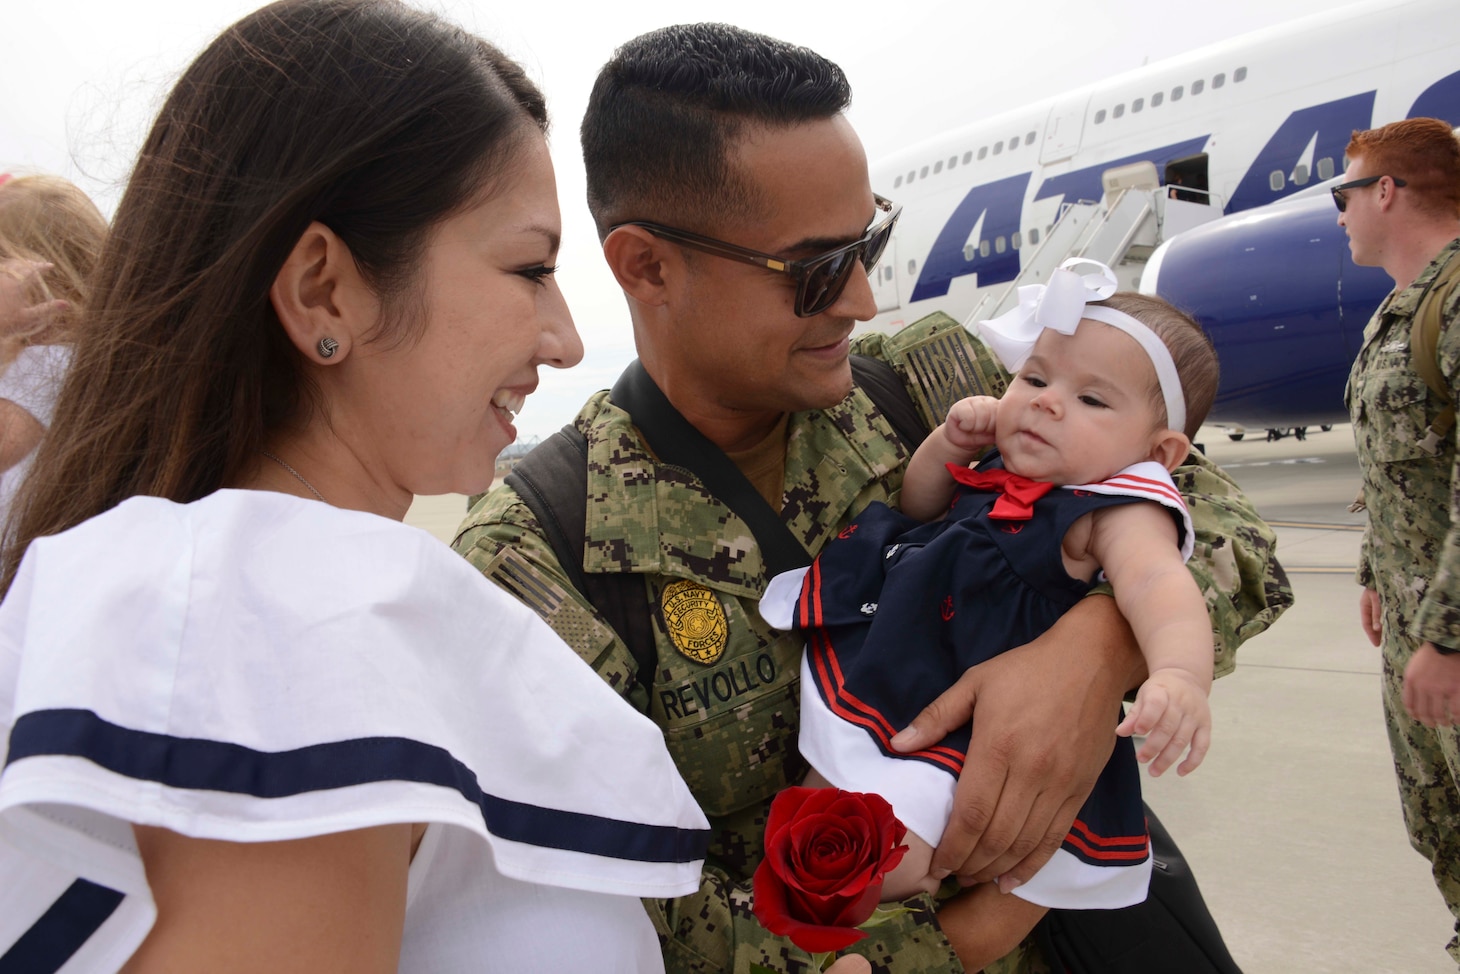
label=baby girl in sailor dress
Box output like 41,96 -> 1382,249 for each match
761,260 -> 1219,909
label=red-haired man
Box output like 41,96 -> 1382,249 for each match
1342,116 -> 1460,967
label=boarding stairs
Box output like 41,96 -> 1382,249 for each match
967,162 -> 1223,323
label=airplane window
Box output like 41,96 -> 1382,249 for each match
1029,227 -> 1041,245
883,266 -> 894,282
979,240 -> 991,258
893,174 -> 903,188
1012,231 -> 1022,249
1317,157 -> 1335,180
978,146 -> 988,160
963,151 -> 973,164
1026,132 -> 1036,145
1192,79 -> 1205,95
1152,91 -> 1164,107
995,236 -> 1007,254
1113,104 -> 1125,119
920,165 -> 929,178
1009,134 -> 1019,148
1234,66 -> 1247,83
934,160 -> 944,174
908,259 -> 917,275
907,170 -> 916,183
1172,85 -> 1184,101
1292,163 -> 1310,186
1213,72 -> 1226,89
993,141 -> 1004,155
1095,109 -> 1107,124
1132,97 -> 1144,113
948,155 -> 957,169
963,243 -> 976,261
1269,170 -> 1285,191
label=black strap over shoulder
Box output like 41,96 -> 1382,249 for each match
850,354 -> 929,453
505,356 -> 930,686
610,361 -> 813,578
504,427 -> 658,687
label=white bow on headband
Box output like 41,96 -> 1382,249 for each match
972,258 -> 1186,435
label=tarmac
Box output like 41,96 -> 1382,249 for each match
404,422 -> 1458,973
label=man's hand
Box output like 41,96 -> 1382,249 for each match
1358,587 -> 1383,647
889,595 -> 1142,887
1403,642 -> 1460,727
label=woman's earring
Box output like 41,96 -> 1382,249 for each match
317,337 -> 339,359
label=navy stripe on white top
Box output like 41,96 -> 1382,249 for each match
7,708 -> 706,865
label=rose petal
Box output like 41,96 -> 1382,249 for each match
754,860 -> 869,954
755,787 -> 911,954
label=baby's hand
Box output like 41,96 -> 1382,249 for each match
0,259 -> 67,341
1115,668 -> 1211,776
942,396 -> 999,454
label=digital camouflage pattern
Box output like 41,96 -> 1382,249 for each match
455,312 -> 1292,974
1346,236 -> 1460,963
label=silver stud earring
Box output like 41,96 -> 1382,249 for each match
317,337 -> 339,359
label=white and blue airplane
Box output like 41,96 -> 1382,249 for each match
866,0 -> 1460,438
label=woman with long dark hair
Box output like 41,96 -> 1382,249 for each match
0,2 -> 710,970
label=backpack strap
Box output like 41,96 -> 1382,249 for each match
504,357 -> 933,690
504,426 -> 658,688
1411,249 -> 1460,455
850,354 -> 929,453
610,361 -> 812,578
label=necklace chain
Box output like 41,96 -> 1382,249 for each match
260,451 -> 326,503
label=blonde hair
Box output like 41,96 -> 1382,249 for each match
0,174 -> 108,352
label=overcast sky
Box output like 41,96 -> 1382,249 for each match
2,0 -> 1339,440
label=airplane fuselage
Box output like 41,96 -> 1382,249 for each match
866,0 -> 1460,432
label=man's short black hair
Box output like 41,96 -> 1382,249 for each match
581,23 -> 852,237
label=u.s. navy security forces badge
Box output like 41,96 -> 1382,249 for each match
661,579 -> 728,664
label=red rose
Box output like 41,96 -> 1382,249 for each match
752,786 -> 909,954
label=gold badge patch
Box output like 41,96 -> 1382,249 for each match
661,579 -> 728,664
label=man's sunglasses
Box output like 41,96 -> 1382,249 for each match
1332,174 -> 1406,212
610,195 -> 901,317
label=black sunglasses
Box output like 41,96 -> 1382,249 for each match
1332,174 -> 1406,212
610,195 -> 901,317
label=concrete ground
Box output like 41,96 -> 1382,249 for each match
405,423 -> 1459,973
1139,426 -> 1457,973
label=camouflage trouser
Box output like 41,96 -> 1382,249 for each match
1381,629 -> 1460,966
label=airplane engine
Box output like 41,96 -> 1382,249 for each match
1141,189 -> 1393,432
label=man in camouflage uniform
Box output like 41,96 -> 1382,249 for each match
1342,117 -> 1460,967
456,24 -> 1290,973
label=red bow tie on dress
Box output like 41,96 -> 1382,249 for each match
945,463 -> 1055,520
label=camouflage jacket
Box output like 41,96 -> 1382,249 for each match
1347,236 -> 1460,646
454,313 -> 1292,974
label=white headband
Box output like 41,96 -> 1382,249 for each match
971,258 -> 1186,435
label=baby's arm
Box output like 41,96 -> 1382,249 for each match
901,396 -> 999,522
1085,503 -> 1214,776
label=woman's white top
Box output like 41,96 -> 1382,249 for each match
0,489 -> 709,972
0,344 -> 71,525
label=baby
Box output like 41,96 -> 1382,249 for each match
761,259 -> 1218,909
